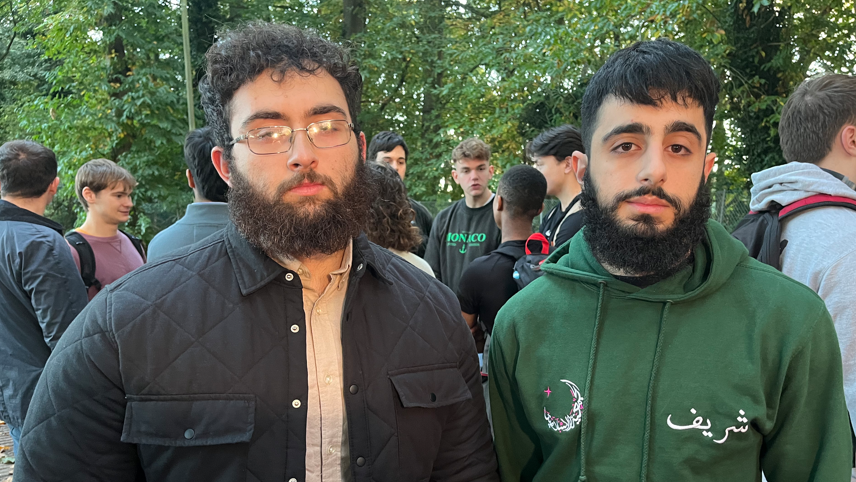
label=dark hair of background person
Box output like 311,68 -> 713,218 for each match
184,126 -> 229,203
779,74 -> 856,165
368,131 -> 409,162
527,124 -> 586,162
452,137 -> 491,163
365,162 -> 422,252
497,164 -> 548,219
580,38 -> 721,154
0,140 -> 57,198
199,22 -> 363,160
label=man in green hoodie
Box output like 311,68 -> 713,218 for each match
489,38 -> 852,482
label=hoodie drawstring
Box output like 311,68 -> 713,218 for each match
578,280 -> 607,482
639,301 -> 672,482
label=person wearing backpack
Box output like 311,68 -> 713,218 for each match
457,165 -> 547,415
746,73 -> 856,455
66,158 -> 146,300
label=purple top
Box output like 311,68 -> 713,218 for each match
69,231 -> 145,300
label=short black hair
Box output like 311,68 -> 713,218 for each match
581,38 -> 720,154
497,165 -> 547,219
528,124 -> 585,162
185,127 -> 228,202
368,131 -> 409,163
0,140 -> 57,198
780,74 -> 856,164
200,22 -> 363,158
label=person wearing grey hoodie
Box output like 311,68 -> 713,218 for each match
749,74 -> 856,441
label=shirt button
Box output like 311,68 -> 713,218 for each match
325,375 -> 333,385
316,307 -> 323,315
356,456 -> 366,467
292,399 -> 301,409
349,384 -> 358,394
285,273 -> 294,281
184,428 -> 195,440
328,446 -> 336,454
290,324 -> 299,333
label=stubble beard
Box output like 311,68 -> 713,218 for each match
227,154 -> 373,260
580,171 -> 711,279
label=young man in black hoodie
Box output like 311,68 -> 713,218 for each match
0,140 -> 88,456
425,137 -> 502,293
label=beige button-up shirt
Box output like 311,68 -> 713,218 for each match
280,240 -> 352,482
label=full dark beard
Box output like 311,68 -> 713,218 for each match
228,158 -> 373,259
580,172 -> 711,280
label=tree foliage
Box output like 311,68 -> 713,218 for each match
0,0 -> 853,239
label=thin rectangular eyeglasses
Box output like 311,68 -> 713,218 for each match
229,119 -> 355,155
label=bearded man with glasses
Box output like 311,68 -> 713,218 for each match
14,22 -> 498,482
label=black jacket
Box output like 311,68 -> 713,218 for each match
15,224 -> 498,482
0,200 -> 88,428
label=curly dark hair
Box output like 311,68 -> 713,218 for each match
365,163 -> 422,252
199,22 -> 363,158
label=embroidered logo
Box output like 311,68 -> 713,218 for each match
543,379 -> 584,433
666,408 -> 749,444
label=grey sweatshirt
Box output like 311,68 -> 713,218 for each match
750,162 -> 856,430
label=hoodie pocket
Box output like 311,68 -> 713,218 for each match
122,394 -> 255,481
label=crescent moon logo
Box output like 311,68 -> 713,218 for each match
544,379 -> 585,433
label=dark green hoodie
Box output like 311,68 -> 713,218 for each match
489,220 -> 851,481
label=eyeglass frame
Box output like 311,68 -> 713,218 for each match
228,119 -> 356,155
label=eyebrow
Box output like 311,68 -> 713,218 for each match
664,121 -> 702,143
601,123 -> 650,143
240,110 -> 288,130
308,104 -> 348,119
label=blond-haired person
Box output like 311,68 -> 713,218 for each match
67,158 -> 145,300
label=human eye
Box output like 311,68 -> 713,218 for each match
668,144 -> 692,155
612,142 -> 636,153
254,127 -> 289,142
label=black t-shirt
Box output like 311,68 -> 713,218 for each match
540,195 -> 584,248
424,197 -> 502,294
409,198 -> 434,259
456,240 -> 526,335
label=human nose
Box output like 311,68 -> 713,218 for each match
286,129 -> 319,172
637,148 -> 667,187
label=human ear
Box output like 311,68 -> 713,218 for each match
841,125 -> 856,157
186,169 -> 196,189
48,177 -> 60,196
211,147 -> 232,187
572,152 -> 588,184
82,186 -> 97,205
703,152 -> 717,182
562,155 -> 575,174
358,131 -> 367,162
495,194 -> 504,211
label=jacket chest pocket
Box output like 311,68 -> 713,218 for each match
388,364 -> 472,478
122,394 -> 255,482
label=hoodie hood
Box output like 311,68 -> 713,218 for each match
749,162 -> 856,212
541,219 -> 748,304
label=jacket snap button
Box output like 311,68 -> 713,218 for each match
292,399 -> 301,409
349,384 -> 358,394
184,428 -> 195,440
290,324 -> 299,333
430,393 -> 437,402
357,263 -> 364,271
356,456 -> 366,467
288,479 -> 297,482
285,273 -> 294,281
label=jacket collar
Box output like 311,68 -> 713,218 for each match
225,223 -> 391,296
0,200 -> 64,235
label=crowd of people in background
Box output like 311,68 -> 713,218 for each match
0,19 -> 855,482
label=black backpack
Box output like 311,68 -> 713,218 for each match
732,194 -> 856,270
65,230 -> 146,290
504,233 -> 551,289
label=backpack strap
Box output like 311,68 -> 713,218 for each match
120,229 -> 147,263
65,231 -> 101,290
778,194 -> 856,219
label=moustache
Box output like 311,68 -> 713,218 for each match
609,185 -> 684,214
273,170 -> 338,199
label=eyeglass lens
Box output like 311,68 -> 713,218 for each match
248,120 -> 351,154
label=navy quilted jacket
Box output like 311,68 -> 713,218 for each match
14,225 -> 498,482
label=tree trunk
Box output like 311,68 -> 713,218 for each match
343,0 -> 365,39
